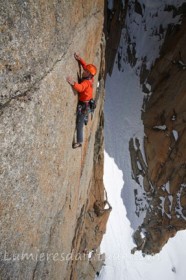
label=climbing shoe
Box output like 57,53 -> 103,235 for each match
72,143 -> 82,149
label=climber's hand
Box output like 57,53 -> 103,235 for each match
66,76 -> 75,86
74,52 -> 81,61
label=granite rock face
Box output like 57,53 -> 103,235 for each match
0,1 -> 109,279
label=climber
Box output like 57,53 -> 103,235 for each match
66,53 -> 97,149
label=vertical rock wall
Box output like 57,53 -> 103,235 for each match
104,0 -> 128,75
0,1 -> 108,279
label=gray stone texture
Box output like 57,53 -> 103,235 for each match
0,1 -> 107,279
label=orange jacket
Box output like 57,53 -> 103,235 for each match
73,58 -> 94,102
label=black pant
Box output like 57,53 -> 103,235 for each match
76,112 -> 84,143
76,102 -> 89,143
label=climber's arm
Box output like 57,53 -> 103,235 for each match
73,80 -> 88,93
66,77 -> 88,93
74,53 -> 87,70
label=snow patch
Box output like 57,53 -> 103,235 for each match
145,83 -> 151,91
153,125 -> 167,130
172,130 -> 178,141
171,115 -> 176,121
164,181 -> 170,193
175,187 -> 186,221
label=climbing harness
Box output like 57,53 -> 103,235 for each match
77,99 -> 96,125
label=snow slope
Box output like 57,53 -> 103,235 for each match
104,65 -> 146,230
99,152 -> 186,280
98,65 -> 186,280
97,1 -> 186,279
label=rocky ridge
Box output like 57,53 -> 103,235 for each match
132,14 -> 186,255
106,0 -> 186,255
